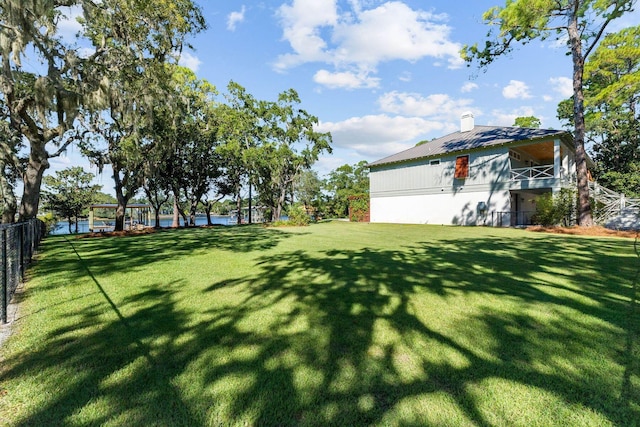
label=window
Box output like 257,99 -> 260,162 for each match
455,155 -> 469,179
429,159 -> 440,166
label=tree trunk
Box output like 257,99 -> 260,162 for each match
569,7 -> 594,227
0,171 -> 17,224
172,192 -> 180,227
205,202 -> 213,226
18,144 -> 49,222
154,209 -> 161,228
178,207 -> 188,226
144,188 -> 167,229
114,202 -> 126,231
113,167 -> 129,232
236,191 -> 242,225
275,185 -> 287,221
247,180 -> 252,224
189,201 -> 197,226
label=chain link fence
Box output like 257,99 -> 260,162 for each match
1,219 -> 45,324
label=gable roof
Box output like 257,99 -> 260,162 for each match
368,125 -> 571,167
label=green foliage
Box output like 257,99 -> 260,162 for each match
596,162 -> 640,198
147,66 -> 220,226
37,212 -> 59,235
583,25 -> 640,113
348,194 -> 369,222
0,0 -> 206,222
461,0 -> 634,68
295,170 -> 324,210
217,83 -> 332,223
513,116 -> 541,128
324,161 -> 369,218
251,88 -> 332,221
584,27 -> 640,197
532,189 -> 576,226
42,167 -> 101,233
285,203 -> 311,226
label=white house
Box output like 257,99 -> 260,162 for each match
368,113 -> 578,226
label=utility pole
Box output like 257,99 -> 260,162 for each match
245,135 -> 252,224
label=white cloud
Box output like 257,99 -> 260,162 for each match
316,114 -> 447,157
549,76 -> 573,98
398,71 -> 412,82
314,155 -> 352,177
488,106 -> 537,127
227,6 -> 246,31
313,69 -> 380,89
331,2 -> 463,68
56,5 -> 83,42
378,91 -> 474,119
274,0 -> 338,70
502,80 -> 532,99
461,82 -> 478,93
178,51 -> 202,72
274,1 -> 463,86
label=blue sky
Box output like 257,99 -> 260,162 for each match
48,0 -> 640,194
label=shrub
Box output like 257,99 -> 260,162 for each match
38,212 -> 59,235
285,204 -> 311,226
348,194 -> 369,222
532,189 -> 576,226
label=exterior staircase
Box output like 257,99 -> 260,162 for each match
590,182 -> 640,230
604,208 -> 640,230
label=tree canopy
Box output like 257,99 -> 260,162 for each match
324,161 -> 370,218
42,167 -> 101,234
0,0 -> 205,226
2,2 -> 334,228
558,25 -> 640,197
513,116 -> 541,129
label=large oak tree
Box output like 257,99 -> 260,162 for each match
0,0 -> 204,226
254,89 -> 332,221
0,1 -> 89,222
78,1 -> 205,231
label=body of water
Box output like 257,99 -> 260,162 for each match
51,215 -> 232,235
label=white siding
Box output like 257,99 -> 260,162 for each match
370,190 -> 511,225
369,147 -> 514,225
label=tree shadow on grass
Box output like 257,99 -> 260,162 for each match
2,280 -> 202,425
33,225 -> 297,286
208,236 -> 638,425
1,232 -> 638,426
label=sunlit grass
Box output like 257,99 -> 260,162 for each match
0,222 -> 638,426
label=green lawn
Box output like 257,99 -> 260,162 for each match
0,221 -> 638,426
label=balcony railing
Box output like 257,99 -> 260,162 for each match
511,165 -> 555,181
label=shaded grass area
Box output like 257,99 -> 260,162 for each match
0,222 -> 638,426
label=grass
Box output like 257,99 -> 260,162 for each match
0,221 -> 638,426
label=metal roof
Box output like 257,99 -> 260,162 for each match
368,125 -> 571,167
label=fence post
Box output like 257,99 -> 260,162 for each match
2,229 -> 7,324
19,223 -> 24,280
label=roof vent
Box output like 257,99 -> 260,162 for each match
461,112 -> 474,132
